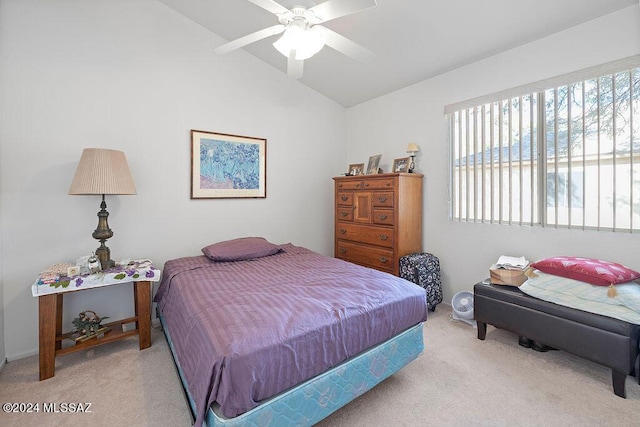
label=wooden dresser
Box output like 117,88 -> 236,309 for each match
333,173 -> 423,275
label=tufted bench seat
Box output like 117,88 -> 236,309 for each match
474,281 -> 640,398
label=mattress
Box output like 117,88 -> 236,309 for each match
154,243 -> 428,427
519,271 -> 640,324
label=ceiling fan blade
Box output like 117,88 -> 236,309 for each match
322,27 -> 375,63
247,0 -> 289,15
309,0 -> 377,24
287,50 -> 304,79
215,24 -> 285,55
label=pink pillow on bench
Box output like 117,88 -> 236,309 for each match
531,256 -> 640,287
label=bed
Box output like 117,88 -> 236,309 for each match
154,240 -> 428,426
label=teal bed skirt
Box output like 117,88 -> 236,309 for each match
160,315 -> 425,427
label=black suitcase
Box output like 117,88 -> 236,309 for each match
399,253 -> 443,311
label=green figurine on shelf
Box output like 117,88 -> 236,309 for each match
72,310 -> 109,343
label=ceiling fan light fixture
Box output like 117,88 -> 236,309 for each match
273,23 -> 326,60
216,0 -> 378,79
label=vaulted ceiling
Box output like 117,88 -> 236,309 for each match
157,0 -> 638,107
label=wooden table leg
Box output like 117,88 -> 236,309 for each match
39,294 -> 59,380
55,294 -> 63,351
134,281 -> 152,350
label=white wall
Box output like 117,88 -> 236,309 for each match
0,0 -> 346,359
346,6 -> 640,303
0,109 -> 4,368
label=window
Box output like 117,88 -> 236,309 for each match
448,56 -> 640,232
546,171 -> 583,209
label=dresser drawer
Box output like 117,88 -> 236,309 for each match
335,223 -> 394,248
372,191 -> 394,207
362,178 -> 395,190
336,192 -> 353,206
372,208 -> 394,225
336,180 -> 363,190
336,207 -> 354,221
336,241 -> 394,272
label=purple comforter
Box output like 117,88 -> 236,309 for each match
154,244 -> 427,426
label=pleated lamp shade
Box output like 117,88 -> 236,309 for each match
406,142 -> 419,154
69,148 -> 137,195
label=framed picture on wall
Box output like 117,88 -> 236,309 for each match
366,154 -> 381,175
191,130 -> 267,199
393,157 -> 409,173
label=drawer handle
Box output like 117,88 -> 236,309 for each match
364,183 -> 369,187
378,214 -> 388,220
356,183 -> 360,188
339,229 -> 347,234
340,248 -> 347,254
338,184 -> 343,188
341,196 -> 349,201
379,234 -> 389,240
386,182 -> 391,187
379,257 -> 388,263
340,212 -> 349,217
378,197 -> 387,202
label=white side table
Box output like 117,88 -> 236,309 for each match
32,260 -> 161,380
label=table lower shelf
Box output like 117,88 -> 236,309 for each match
55,316 -> 142,356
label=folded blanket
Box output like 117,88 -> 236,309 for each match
520,271 -> 640,324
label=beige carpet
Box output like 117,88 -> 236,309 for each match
1,306 -> 638,426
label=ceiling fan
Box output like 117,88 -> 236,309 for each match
214,0 -> 377,79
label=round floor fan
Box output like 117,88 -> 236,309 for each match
451,291 -> 476,327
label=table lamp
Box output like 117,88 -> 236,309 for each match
69,148 -> 137,270
407,143 -> 420,173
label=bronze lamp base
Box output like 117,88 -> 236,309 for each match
92,195 -> 116,270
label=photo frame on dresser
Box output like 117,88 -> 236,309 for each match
191,130 -> 266,199
366,154 -> 381,175
393,157 -> 409,173
348,163 -> 364,176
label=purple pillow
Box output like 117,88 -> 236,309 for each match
202,237 -> 281,262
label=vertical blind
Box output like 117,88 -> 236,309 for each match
447,55 -> 640,232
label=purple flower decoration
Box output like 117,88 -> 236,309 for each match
126,269 -> 136,277
75,277 -> 84,287
145,270 -> 155,278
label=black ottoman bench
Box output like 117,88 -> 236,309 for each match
474,281 -> 640,398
